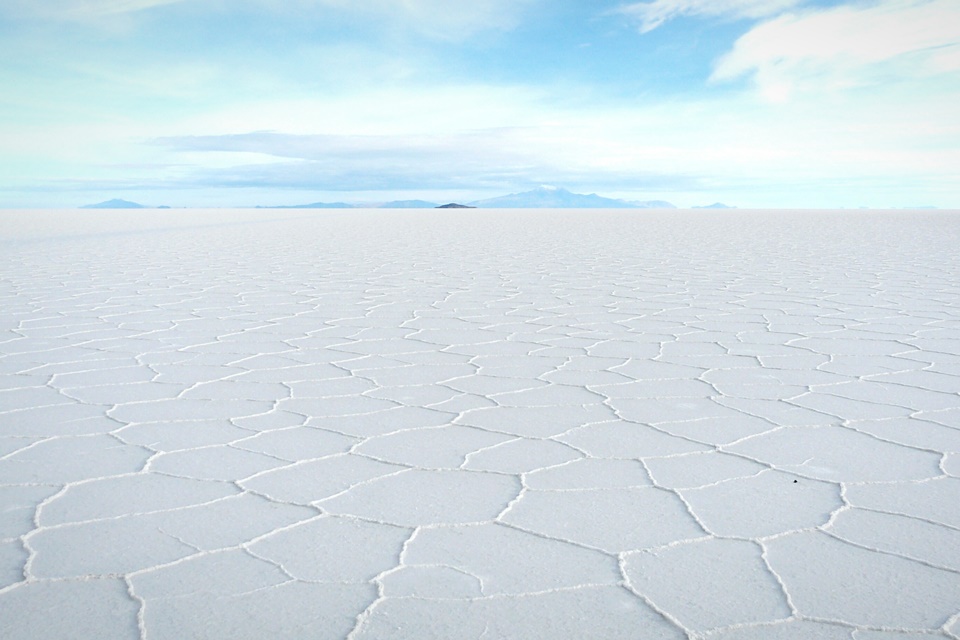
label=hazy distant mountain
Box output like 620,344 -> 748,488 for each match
379,200 -> 439,208
627,200 -> 677,209
259,202 -> 354,209
245,188 -> 679,210
258,200 -> 443,209
436,203 -> 475,209
472,186 -> 674,208
81,198 -> 146,209
695,202 -> 736,209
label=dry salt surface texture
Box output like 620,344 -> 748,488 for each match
1,208 -> 959,640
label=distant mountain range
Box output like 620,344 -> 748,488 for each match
470,186 -> 674,209
82,188 -> 687,210
253,187 -> 677,209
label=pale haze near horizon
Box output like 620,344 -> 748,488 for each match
0,0 -> 958,209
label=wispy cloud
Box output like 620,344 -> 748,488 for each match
303,0 -> 539,39
2,0 -> 538,39
712,0 -> 960,102
615,0 -> 802,33
1,0 -> 187,18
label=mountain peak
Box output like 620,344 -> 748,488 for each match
80,198 -> 146,209
694,202 -> 736,209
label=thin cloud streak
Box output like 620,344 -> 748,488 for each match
0,0 -> 188,18
299,0 -> 540,39
2,0 -> 539,39
615,0 -> 801,33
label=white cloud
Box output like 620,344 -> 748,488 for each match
615,0 -> 801,33
712,0 -> 960,101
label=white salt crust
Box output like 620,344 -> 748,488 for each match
1,208 -> 959,639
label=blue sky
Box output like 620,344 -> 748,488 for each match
1,0 -> 958,208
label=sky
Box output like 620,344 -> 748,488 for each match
1,0 -> 958,208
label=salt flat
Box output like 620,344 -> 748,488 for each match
1,208 -> 959,639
